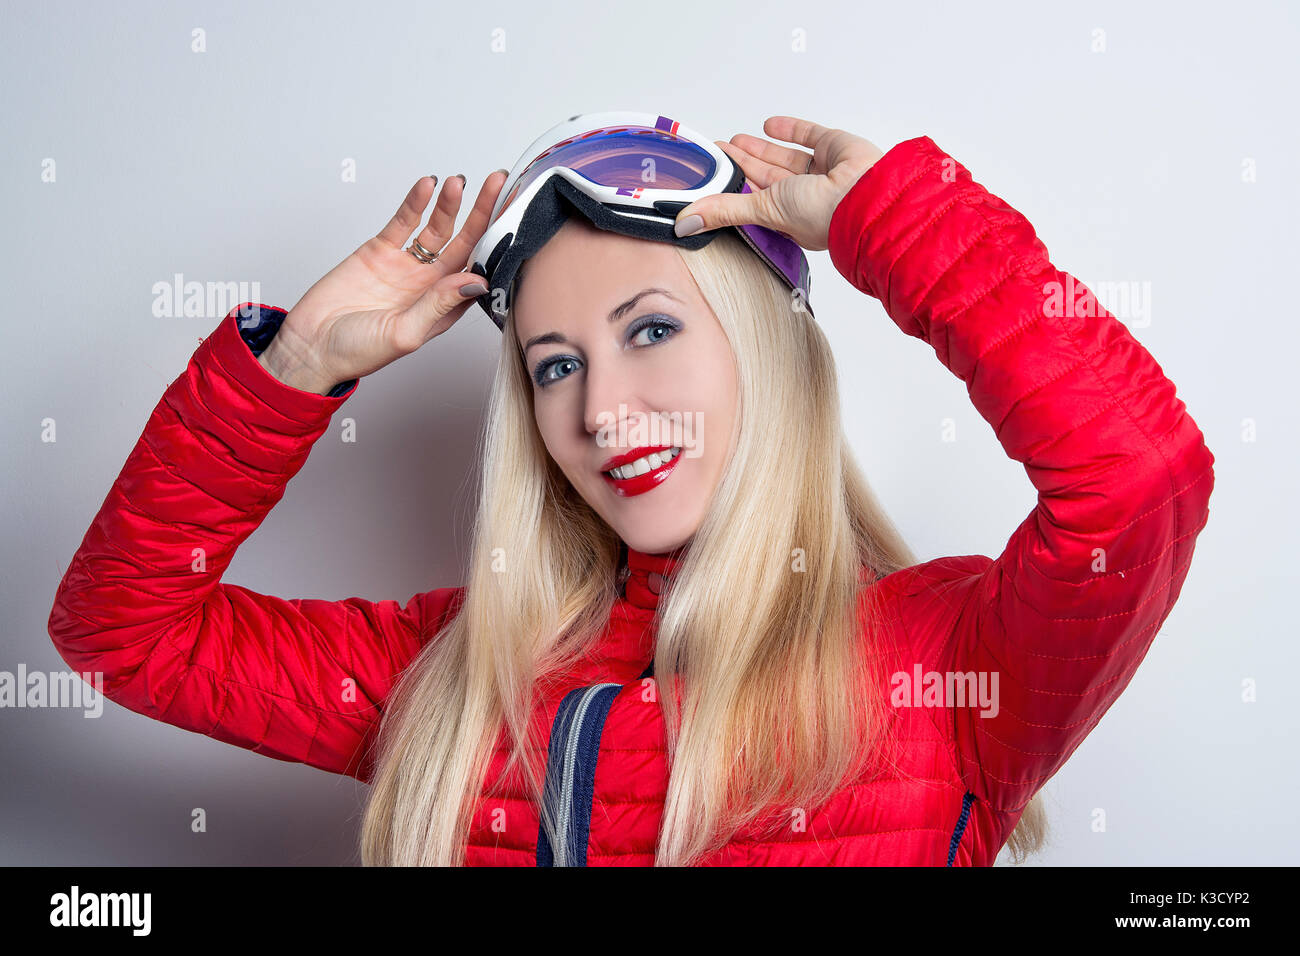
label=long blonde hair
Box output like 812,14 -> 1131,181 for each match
359,227 -> 1047,866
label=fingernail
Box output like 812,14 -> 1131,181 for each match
674,214 -> 704,237
455,173 -> 467,183
459,282 -> 489,297
494,167 -> 509,177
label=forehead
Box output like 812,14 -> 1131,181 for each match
512,219 -> 694,338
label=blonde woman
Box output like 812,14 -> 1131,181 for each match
48,112 -> 1216,866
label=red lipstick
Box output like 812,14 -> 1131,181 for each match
599,445 -> 682,498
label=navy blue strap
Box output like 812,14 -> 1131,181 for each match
536,683 -> 622,866
946,791 -> 976,866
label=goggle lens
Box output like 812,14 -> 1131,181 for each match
496,124 -> 718,219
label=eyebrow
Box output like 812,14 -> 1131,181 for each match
521,287 -> 680,354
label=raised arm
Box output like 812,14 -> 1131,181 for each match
827,136 -> 1216,814
47,304 -> 465,782
48,172 -> 505,782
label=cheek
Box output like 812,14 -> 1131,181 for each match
533,410 -> 562,463
536,407 -> 585,479
686,336 -> 737,412
681,362 -> 736,447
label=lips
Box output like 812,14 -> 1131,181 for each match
599,444 -> 682,498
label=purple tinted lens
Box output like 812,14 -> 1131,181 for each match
497,125 -> 717,218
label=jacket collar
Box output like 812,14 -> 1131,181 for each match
621,542 -> 688,612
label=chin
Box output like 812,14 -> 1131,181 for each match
620,530 -> 690,555
607,506 -> 697,556
574,470 -> 702,555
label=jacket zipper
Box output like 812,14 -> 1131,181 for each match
537,682 -> 622,866
555,683 -> 617,864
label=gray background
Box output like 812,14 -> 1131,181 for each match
3,0 -> 1294,865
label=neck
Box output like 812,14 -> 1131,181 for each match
621,541 -> 689,610
626,541 -> 688,574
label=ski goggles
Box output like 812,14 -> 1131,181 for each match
467,111 -> 813,330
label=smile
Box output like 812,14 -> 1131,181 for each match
600,446 -> 682,498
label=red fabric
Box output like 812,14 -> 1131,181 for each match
48,135 -> 1215,865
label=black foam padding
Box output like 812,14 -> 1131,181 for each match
475,166 -> 742,330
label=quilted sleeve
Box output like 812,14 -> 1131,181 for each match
830,137 -> 1215,814
47,303 -> 465,783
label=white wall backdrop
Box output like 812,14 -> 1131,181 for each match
3,0 -> 1294,865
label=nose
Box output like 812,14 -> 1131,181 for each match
583,353 -> 643,443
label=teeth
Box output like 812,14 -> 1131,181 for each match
607,447 -> 680,480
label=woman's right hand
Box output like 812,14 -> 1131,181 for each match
258,171 -> 507,395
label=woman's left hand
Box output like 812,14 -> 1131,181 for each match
673,116 -> 887,252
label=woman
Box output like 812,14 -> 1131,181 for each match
48,112 -> 1215,867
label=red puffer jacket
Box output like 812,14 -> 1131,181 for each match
48,135 -> 1215,866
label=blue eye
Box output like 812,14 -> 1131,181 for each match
628,315 -> 679,347
535,356 -> 580,387
532,315 -> 680,388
